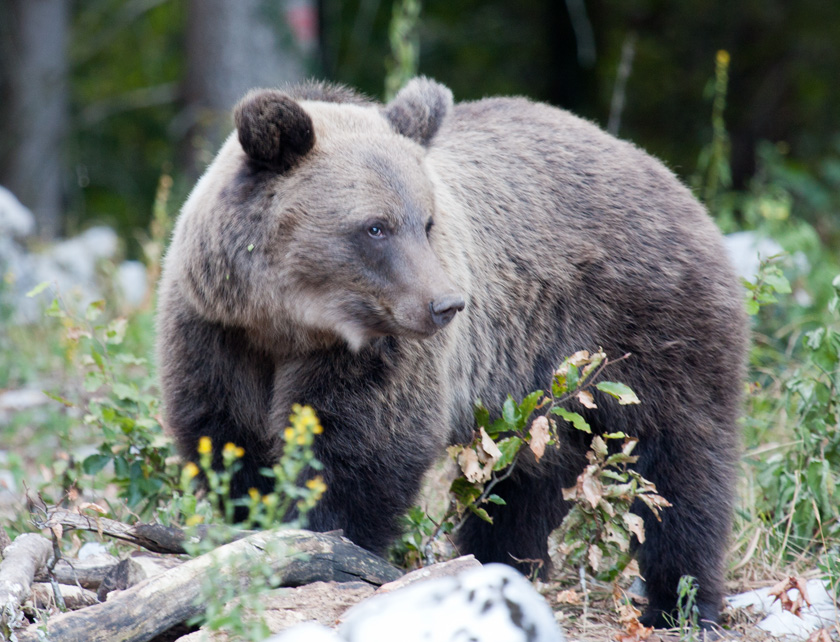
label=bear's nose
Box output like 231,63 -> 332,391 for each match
430,294 -> 466,328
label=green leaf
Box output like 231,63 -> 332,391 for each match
106,318 -> 128,345
486,493 -> 506,505
469,505 -> 493,523
764,272 -> 791,294
43,391 -> 75,407
744,298 -> 760,316
596,381 -> 641,405
473,400 -> 490,430
805,328 -> 825,350
551,407 -> 591,433
45,298 -> 64,318
517,390 -> 543,425
566,364 -> 580,390
84,370 -> 106,392
501,396 -> 517,427
112,382 -> 139,401
86,300 -> 105,321
450,477 -> 482,504
494,436 -> 523,470
25,281 -> 51,298
83,453 -> 112,475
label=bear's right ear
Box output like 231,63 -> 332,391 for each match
234,90 -> 315,172
383,77 -> 453,147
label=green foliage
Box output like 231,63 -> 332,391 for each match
692,50 -> 732,216
20,285 -> 178,518
747,275 -> 840,554
410,349 -> 665,585
674,575 -> 701,641
553,432 -> 670,584
384,0 -> 422,100
174,410 -> 326,641
742,254 -> 792,316
391,505 -> 438,568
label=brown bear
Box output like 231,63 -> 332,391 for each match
156,77 -> 748,629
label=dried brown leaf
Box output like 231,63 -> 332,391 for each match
478,427 -> 502,464
577,390 -> 597,409
581,466 -> 603,508
556,589 -> 582,605
78,502 -> 107,514
769,576 -> 812,617
623,512 -> 646,544
529,416 -> 551,462
588,544 -> 602,571
458,448 -> 491,484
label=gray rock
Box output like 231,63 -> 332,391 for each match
270,563 -> 565,642
0,186 -> 36,239
117,260 -> 148,306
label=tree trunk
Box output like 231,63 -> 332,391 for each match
181,0 -> 317,175
1,0 -> 69,239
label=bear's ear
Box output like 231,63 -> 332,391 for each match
234,90 -> 315,172
383,77 -> 453,147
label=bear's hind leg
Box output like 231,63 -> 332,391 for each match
633,427 -> 736,629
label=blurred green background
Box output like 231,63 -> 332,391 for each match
2,0 -> 838,254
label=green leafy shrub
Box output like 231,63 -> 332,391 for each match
413,349 -> 667,585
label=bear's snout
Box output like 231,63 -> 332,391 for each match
430,293 -> 466,328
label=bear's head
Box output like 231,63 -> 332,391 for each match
170,78 -> 464,352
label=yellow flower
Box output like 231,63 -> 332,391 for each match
183,462 -> 199,480
716,50 -> 730,67
248,488 -> 261,502
284,427 -> 295,441
185,514 -> 204,526
305,476 -> 327,495
312,422 -> 323,435
223,442 -> 245,458
197,436 -> 212,455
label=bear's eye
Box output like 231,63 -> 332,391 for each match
368,224 -> 385,238
425,219 -> 434,236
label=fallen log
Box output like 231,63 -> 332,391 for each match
40,508 -> 253,554
0,533 -> 53,634
31,582 -> 99,610
33,553 -> 119,589
17,528 -> 402,642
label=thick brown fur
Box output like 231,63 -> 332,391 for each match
157,78 -> 748,629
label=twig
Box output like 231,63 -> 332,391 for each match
607,32 -> 637,137
36,508 -> 253,554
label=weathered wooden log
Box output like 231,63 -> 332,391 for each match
41,508 -> 252,554
33,553 -> 119,589
17,529 -> 402,642
0,533 -> 53,634
31,582 -> 99,610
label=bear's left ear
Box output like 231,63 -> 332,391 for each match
383,77 -> 453,147
234,89 -> 315,172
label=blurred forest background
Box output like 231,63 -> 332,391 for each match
2,0 -> 839,251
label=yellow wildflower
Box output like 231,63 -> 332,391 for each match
716,50 -> 730,67
183,462 -> 199,480
185,514 -> 204,526
197,436 -> 212,455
